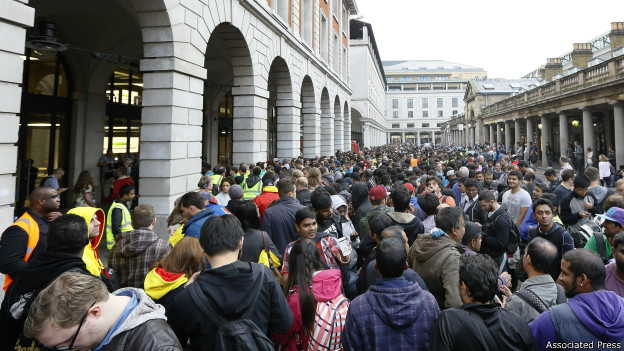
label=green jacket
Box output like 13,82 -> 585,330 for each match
357,205 -> 393,239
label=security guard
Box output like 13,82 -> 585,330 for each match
105,184 -> 135,249
211,167 -> 226,195
242,166 -> 263,200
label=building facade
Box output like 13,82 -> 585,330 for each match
1,0 -> 359,232
349,20 -> 386,148
383,60 -> 486,146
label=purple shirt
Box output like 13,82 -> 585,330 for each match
605,262 -> 624,297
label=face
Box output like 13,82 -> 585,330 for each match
507,175 -> 519,189
426,180 -> 440,193
471,234 -> 482,252
558,259 -> 581,298
602,220 -> 623,237
457,182 -> 465,193
43,190 -> 61,212
180,205 -> 193,220
480,200 -> 494,213
337,205 -> 347,219
615,243 -> 624,274
88,214 -> 100,239
465,186 -> 478,200
533,204 -> 553,227
495,163 -> 501,171
296,217 -> 317,239
574,187 -> 588,198
123,190 -> 136,202
55,171 -> 65,180
532,186 -> 543,199
617,182 -> 624,197
452,216 -> 466,243
36,307 -> 104,351
315,205 -> 333,220
221,182 -> 231,193
484,173 -> 493,184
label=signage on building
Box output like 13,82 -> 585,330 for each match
458,124 -> 464,131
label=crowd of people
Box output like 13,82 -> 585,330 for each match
1,143 -> 624,351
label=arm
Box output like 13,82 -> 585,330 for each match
268,270 -> 294,334
482,216 -> 511,252
342,307 -> 363,351
559,193 -> 580,226
84,191 -> 96,207
429,312 -> 454,351
442,253 -> 463,309
266,234 -> 283,263
0,226 -> 29,276
528,312 -> 557,351
517,207 -> 529,227
111,207 -> 122,237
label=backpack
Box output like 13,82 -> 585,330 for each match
594,231 -> 611,264
187,272 -> 275,351
308,297 -> 350,350
495,214 -> 520,254
514,284 -> 566,314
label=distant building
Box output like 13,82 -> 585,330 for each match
349,20 -> 387,148
383,60 -> 486,146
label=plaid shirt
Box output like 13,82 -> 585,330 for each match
282,236 -> 341,274
308,297 -> 349,350
109,227 -> 172,288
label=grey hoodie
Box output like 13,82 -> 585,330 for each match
108,288 -> 168,341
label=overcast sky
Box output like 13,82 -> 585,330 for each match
354,0 -> 624,78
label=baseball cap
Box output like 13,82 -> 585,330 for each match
369,185 -> 388,201
447,170 -> 455,176
597,207 -> 624,226
334,160 -> 341,166
263,179 -> 275,187
273,158 -> 280,162
199,191 -> 217,204
229,184 -> 243,200
403,183 -> 415,192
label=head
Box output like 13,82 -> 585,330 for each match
151,237 -> 206,278
118,185 -> 136,202
461,221 -> 482,252
532,182 -> 546,199
524,237 -> 558,276
544,168 -> 558,182
23,272 -> 110,350
198,175 -> 213,192
541,193 -> 560,215
614,233 -> 624,275
507,170 -> 523,189
426,176 -> 443,194
598,207 -> 624,238
52,168 -> 65,180
391,185 -> 411,213
369,185 -> 388,206
458,254 -> 499,304
572,175 -> 591,197
478,190 -> 497,213
310,187 -> 333,220
229,200 -> 262,231
199,215 -> 244,257
418,192 -> 440,217
435,206 -> 465,243
532,198 -> 554,229
179,191 -> 206,219
616,179 -> 624,197
220,177 -> 234,193
464,178 -> 480,200
28,186 -> 60,214
228,184 -> 243,200
381,226 -> 409,252
277,178 -> 296,199
131,204 -> 156,229
369,213 -> 394,244
475,171 -> 484,182
561,169 -> 575,186
47,214 -> 89,255
295,207 -> 318,239
558,249 -> 606,298
375,238 -> 408,278
584,167 -> 600,183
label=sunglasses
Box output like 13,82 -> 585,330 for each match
53,302 -> 95,350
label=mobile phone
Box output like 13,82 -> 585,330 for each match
337,237 -> 352,256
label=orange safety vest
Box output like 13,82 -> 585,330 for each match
3,212 -> 40,291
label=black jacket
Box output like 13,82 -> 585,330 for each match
0,251 -> 89,350
560,191 -> 601,227
239,228 -> 283,264
168,261 -> 293,350
431,303 -> 537,351
296,188 -> 312,207
105,318 -> 182,351
0,209 -> 49,278
481,205 -> 511,261
465,200 -> 488,226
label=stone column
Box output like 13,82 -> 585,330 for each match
401,131 -> 406,143
477,118 -> 484,144
483,123 -> 490,144
541,115 -> 552,167
417,132 -> 421,146
302,105 -> 321,158
496,123 -> 503,146
277,100 -> 301,159
344,112 -> 351,152
614,102 -> 624,168
582,107 -> 595,157
490,124 -> 496,144
504,121 -> 512,151
526,118 -> 534,145
605,111 -> 614,153
514,119 -> 522,147
559,112 -> 569,161
0,1 -> 34,231
321,109 -> 335,157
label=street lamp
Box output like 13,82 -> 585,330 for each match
571,120 -> 580,127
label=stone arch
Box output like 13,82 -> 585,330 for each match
333,95 -> 343,151
351,107 -> 363,148
267,56 -> 297,160
343,101 -> 351,151
321,88 -> 333,157
301,75 -> 319,158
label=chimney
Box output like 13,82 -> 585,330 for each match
570,43 -> 592,69
610,22 -> 624,57
544,58 -> 562,81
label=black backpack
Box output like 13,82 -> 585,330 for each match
594,231 -> 611,264
187,272 -> 275,351
495,214 -> 520,254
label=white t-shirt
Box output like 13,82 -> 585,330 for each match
502,188 -> 532,224
599,161 -> 611,178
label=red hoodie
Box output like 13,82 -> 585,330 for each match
104,176 -> 134,203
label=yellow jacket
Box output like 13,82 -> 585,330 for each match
68,207 -> 106,276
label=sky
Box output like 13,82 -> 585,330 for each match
354,0 -> 624,78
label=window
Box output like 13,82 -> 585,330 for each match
421,98 -> 428,108
407,99 -> 413,108
392,123 -> 400,128
452,110 -> 458,115
437,98 -> 443,108
302,0 -> 313,45
342,5 -> 348,31
392,111 -> 399,118
342,47 -> 347,80
407,123 -> 414,128
392,99 -> 399,108
437,123 -> 443,127
321,15 -> 329,62
333,0 -> 339,18
437,110 -> 443,117
452,98 -> 458,107
422,111 -> 428,118
389,86 -> 401,91
422,123 -> 430,128
333,32 -> 340,73
271,0 -> 289,22
408,111 -> 414,118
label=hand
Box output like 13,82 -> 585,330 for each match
184,271 -> 201,288
579,211 -> 590,218
495,294 -> 508,308
348,202 -> 354,216
58,187 -> 68,193
499,284 -> 512,298
584,201 -> 593,210
475,222 -> 482,228
46,211 -> 63,222
500,271 -> 512,288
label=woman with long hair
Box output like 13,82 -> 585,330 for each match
273,239 -> 349,351
307,167 -> 322,189
73,170 -> 95,207
144,237 -> 206,315
215,176 -> 235,206
598,154 -> 612,187
229,200 -> 282,264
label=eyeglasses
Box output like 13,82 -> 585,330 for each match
53,302 -> 95,351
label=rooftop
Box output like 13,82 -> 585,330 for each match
471,78 -> 547,94
383,60 -> 485,73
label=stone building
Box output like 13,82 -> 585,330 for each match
1,0 -> 358,232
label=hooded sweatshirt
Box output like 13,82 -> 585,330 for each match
530,290 -> 624,350
387,211 -> 424,247
408,233 -> 464,310
144,267 -> 188,316
68,206 -> 106,276
351,183 -> 372,231
273,269 -> 348,351
342,277 -> 440,351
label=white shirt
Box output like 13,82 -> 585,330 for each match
599,161 -> 611,178
502,188 -> 532,224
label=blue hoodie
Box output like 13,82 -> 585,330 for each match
182,204 -> 229,238
530,290 -> 624,350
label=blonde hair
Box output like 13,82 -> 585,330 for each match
150,237 -> 206,278
307,167 -> 322,188
23,272 -> 109,339
599,154 -> 608,162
